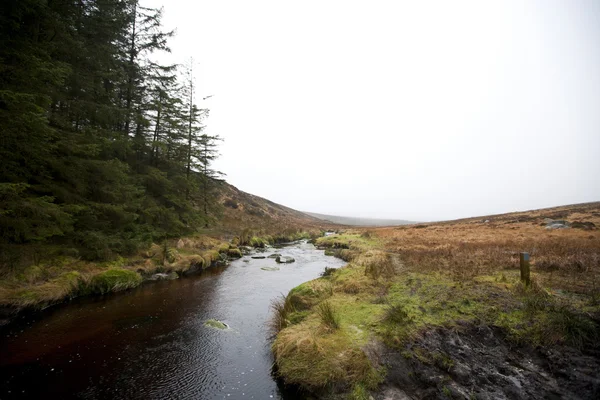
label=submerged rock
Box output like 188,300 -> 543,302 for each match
275,256 -> 295,264
267,253 -> 282,259
204,319 -> 228,329
251,256 -> 266,259
261,266 -> 280,271
148,272 -> 178,281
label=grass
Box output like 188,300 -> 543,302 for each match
272,203 -> 600,397
88,269 -> 142,295
316,301 -> 340,331
0,234 -> 249,310
321,266 -> 337,277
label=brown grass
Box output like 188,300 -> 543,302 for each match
374,203 -> 600,295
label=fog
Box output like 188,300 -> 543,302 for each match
143,0 -> 600,221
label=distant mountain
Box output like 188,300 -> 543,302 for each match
304,211 -> 415,227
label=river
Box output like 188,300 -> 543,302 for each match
0,241 -> 345,399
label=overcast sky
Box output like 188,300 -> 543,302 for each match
143,0 -> 600,221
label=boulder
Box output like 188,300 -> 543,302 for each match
267,253 -> 282,259
251,256 -> 266,259
275,256 -> 295,264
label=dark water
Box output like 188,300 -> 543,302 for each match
0,241 -> 345,399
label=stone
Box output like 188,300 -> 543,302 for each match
204,319 -> 228,329
275,256 -> 295,264
148,272 -> 178,281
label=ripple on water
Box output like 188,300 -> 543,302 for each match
0,241 -> 346,399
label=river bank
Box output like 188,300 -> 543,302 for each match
0,230 -> 318,326
1,239 -> 345,399
271,204 -> 600,399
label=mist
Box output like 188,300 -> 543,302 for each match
144,0 -> 600,221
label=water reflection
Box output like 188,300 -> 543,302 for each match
0,242 -> 344,399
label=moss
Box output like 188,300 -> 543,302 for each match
202,250 -> 221,266
218,243 -> 230,253
227,248 -> 242,258
204,319 -> 228,329
88,269 -> 142,295
250,236 -> 267,248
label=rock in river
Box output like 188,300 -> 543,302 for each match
261,266 -> 280,271
275,256 -> 295,264
148,272 -> 179,281
204,319 -> 228,329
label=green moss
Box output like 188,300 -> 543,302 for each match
203,250 -> 221,265
250,236 -> 267,248
88,269 -> 142,295
218,243 -> 230,253
204,319 -> 228,329
227,248 -> 242,258
288,310 -> 310,325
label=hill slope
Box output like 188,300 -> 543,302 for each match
216,183 -> 339,234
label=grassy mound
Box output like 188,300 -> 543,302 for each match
88,269 -> 142,295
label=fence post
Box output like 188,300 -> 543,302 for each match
520,252 -> 530,286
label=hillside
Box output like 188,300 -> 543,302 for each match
216,183 -> 339,234
304,211 -> 414,226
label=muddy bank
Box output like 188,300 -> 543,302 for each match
373,325 -> 600,400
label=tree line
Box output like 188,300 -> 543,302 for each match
0,0 -> 223,263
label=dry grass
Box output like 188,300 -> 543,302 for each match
375,203 -> 600,295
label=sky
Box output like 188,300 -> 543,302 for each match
143,0 -> 600,222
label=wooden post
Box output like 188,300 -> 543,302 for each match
520,252 -> 530,286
